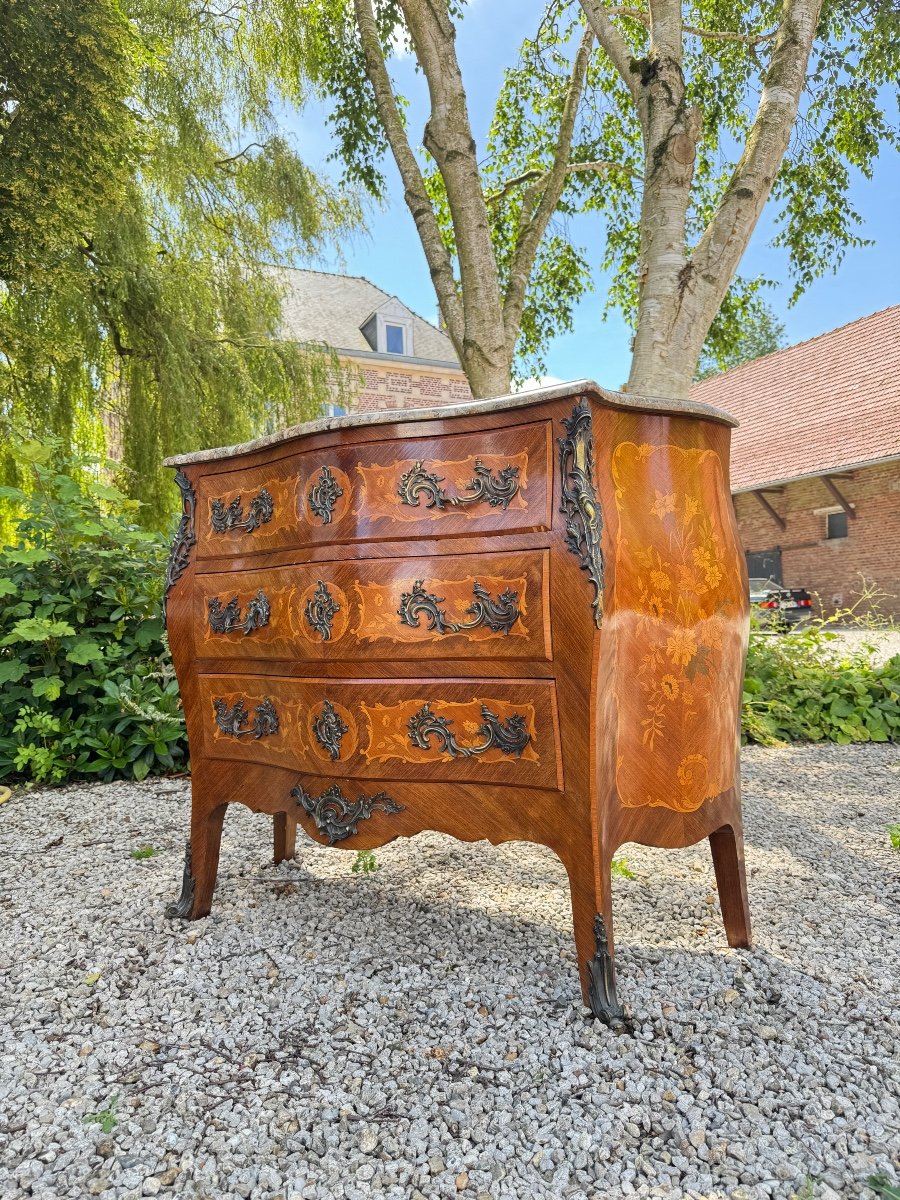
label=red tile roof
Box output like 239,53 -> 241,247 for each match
690,305 -> 900,492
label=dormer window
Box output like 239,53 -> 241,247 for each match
360,303 -> 415,357
385,323 -> 406,354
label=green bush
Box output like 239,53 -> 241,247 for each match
0,438 -> 186,784
742,610 -> 900,746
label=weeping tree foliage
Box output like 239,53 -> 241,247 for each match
290,0 -> 899,398
695,301 -> 786,380
0,0 -> 361,527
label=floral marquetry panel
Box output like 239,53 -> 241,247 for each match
610,443 -> 746,813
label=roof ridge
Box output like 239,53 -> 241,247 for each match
692,302 -> 900,389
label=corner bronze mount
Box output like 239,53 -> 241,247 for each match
207,590 -> 271,636
559,399 -> 604,628
213,697 -> 279,739
408,702 -> 531,758
586,915 -> 630,1032
397,459 -> 520,510
164,841 -> 196,920
398,580 -> 521,636
163,469 -> 197,623
304,580 -> 340,641
308,465 -> 343,524
211,487 -> 274,534
291,782 -> 405,845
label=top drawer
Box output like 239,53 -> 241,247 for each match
194,422 -> 552,559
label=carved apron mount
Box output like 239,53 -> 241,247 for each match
291,782 -> 405,845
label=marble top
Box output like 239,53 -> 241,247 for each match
163,378 -> 737,467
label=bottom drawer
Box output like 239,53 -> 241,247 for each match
195,674 -> 562,791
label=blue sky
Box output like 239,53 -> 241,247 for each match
288,2 -> 899,389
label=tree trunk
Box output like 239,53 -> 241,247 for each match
460,347 -> 512,399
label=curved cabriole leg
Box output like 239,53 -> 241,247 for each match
273,811 -> 297,864
165,803 -> 227,920
709,821 -> 752,948
564,846 -> 630,1031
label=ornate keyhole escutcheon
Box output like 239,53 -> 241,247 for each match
308,465 -> 343,524
207,589 -> 271,636
213,697 -> 279,739
291,782 -> 404,845
311,699 -> 349,761
397,580 -> 521,636
304,580 -> 340,641
397,459 -> 520,510
210,487 -> 274,535
407,702 -> 531,758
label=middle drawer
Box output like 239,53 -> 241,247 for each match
192,549 -> 550,663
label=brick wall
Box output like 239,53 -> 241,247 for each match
346,358 -> 472,413
733,460 -> 900,617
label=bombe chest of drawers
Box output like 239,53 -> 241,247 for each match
163,380 -> 751,1024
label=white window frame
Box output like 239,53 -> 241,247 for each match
376,312 -> 413,356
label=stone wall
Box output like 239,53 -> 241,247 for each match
733,460 -> 900,618
346,358 -> 472,413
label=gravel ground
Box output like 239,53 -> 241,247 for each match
1,744 -> 898,1200
829,629 -> 900,665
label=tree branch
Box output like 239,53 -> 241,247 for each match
604,7 -> 779,44
687,0 -> 823,322
487,159 -> 642,207
352,0 -> 464,351
215,141 -> 266,167
399,0 -> 508,393
578,0 -> 643,113
502,29 -> 595,356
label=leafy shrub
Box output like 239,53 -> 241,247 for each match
0,437 -> 186,783
742,608 -> 900,746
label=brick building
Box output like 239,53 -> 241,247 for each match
275,268 -> 472,414
691,306 -> 900,618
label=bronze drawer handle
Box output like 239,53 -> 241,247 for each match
311,700 -> 348,761
304,580 -> 340,641
207,590 -> 271,636
398,580 -> 521,636
407,702 -> 530,758
213,697 -> 279,739
308,466 -> 343,524
291,782 -> 404,845
210,487 -> 274,534
397,459 -> 519,510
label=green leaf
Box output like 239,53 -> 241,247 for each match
0,660 -> 29,684
32,676 -> 64,701
65,640 -> 105,666
0,579 -> 17,597
6,617 -> 76,642
3,548 -> 53,566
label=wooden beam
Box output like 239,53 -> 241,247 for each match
822,475 -> 856,518
752,489 -> 786,531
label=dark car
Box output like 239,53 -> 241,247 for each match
748,577 -> 813,629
